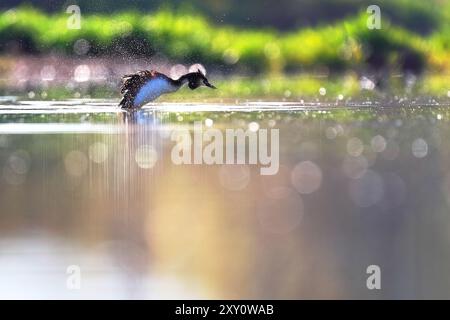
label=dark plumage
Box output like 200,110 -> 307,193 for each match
119,70 -> 158,109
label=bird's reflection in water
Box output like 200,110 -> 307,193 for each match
107,109 -> 163,297
119,109 -> 159,126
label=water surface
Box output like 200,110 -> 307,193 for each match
1,100 -> 450,299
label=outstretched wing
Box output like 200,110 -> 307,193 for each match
119,70 -> 159,109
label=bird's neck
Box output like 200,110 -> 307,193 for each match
172,73 -> 195,87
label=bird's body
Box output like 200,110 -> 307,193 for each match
119,69 -> 216,109
133,73 -> 179,106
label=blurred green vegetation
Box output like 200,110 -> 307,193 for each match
0,6 -> 449,74
2,0 -> 447,34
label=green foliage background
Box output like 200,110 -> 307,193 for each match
0,6 -> 449,74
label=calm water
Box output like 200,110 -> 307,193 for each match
1,100 -> 450,299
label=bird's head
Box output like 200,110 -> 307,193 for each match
187,69 -> 217,90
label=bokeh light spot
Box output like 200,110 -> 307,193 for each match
291,161 -> 322,194
325,127 -> 337,139
73,39 -> 90,55
170,64 -> 187,79
8,150 -> 31,175
135,145 -> 158,169
74,65 -> 91,82
189,63 -> 206,75
411,138 -> 428,158
371,135 -> 386,153
347,137 -> 364,157
204,118 -> 213,127
248,122 -> 259,132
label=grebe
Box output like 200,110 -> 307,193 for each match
119,69 -> 216,109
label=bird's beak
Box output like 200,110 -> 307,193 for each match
204,81 -> 217,89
